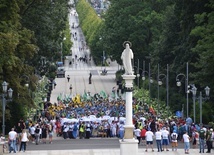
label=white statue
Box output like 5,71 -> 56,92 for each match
121,42 -> 133,75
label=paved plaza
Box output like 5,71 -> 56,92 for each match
5,148 -> 206,155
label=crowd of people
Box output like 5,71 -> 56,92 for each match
135,121 -> 214,154
2,93 -> 214,154
4,118 -> 54,153
5,113 -> 214,154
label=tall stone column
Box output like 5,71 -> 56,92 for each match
120,74 -> 138,155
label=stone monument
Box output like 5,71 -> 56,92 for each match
120,41 -> 138,155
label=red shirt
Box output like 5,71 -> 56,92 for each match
141,129 -> 147,137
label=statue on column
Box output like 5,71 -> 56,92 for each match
121,41 -> 133,75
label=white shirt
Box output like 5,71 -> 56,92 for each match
134,129 -> 141,137
21,132 -> 28,142
63,125 -> 69,132
86,124 -> 91,131
111,123 -> 117,130
162,129 -> 169,139
145,130 -> 154,141
183,133 -> 190,142
8,131 -> 17,140
119,124 -> 124,131
155,131 -> 162,140
30,126 -> 35,134
39,128 -> 42,134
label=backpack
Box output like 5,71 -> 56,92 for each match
172,133 -> 177,140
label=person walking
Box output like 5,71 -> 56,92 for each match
89,73 -> 92,84
183,131 -> 190,154
199,125 -> 206,153
192,128 -> 199,149
29,124 -> 36,143
48,124 -> 54,144
69,84 -> 72,94
141,126 -> 147,146
67,75 -> 70,82
145,129 -> 154,152
8,128 -> 17,153
19,129 -> 28,152
155,128 -> 163,152
34,125 -> 40,145
41,124 -> 48,144
134,127 -> 141,144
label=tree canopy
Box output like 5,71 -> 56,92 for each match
77,0 -> 214,123
0,0 -> 72,132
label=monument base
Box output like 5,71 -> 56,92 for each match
124,125 -> 134,139
120,139 -> 138,155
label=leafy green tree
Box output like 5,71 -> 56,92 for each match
190,0 -> 214,87
76,0 -> 102,64
0,0 -> 39,132
21,0 -> 71,76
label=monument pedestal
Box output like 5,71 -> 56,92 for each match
124,125 -> 134,139
120,139 -> 138,155
120,74 -> 138,155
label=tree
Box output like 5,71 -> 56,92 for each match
190,0 -> 214,87
21,0 -> 71,76
0,0 -> 38,132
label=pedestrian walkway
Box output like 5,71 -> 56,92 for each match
50,7 -> 120,103
10,148 -> 205,155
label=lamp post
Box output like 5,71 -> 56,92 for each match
137,59 -> 140,89
103,50 -> 106,69
142,62 -> 153,97
61,37 -> 66,62
99,37 -> 106,70
133,61 -> 143,89
1,81 -> 13,136
191,85 -> 210,124
157,64 -> 169,116
175,62 -> 189,118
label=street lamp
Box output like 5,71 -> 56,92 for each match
157,64 -> 169,116
142,61 -> 151,97
1,81 -> 13,136
191,85 -> 210,124
20,74 -> 30,87
61,37 -> 66,62
175,62 -> 189,118
133,60 -> 143,89
137,59 -> 140,89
